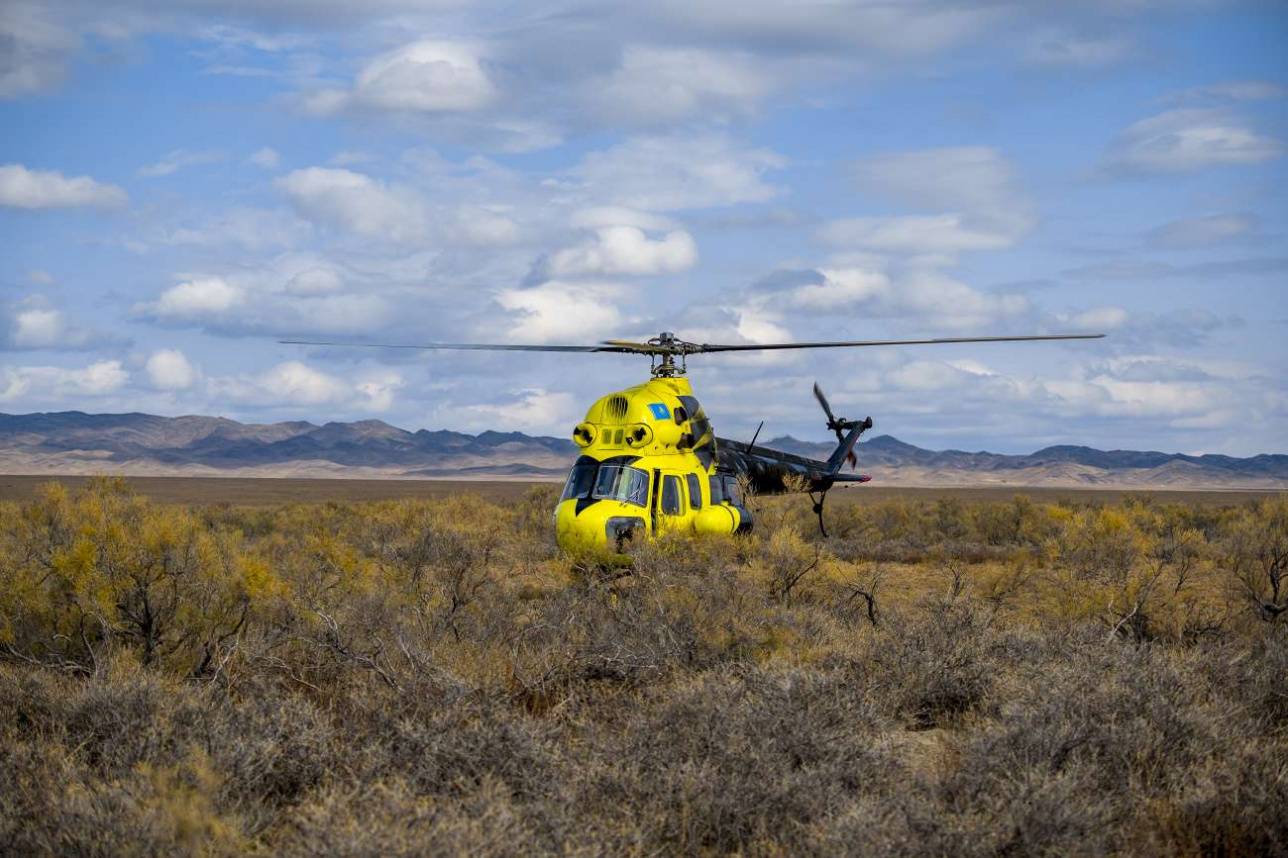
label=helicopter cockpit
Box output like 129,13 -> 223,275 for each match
560,459 -> 650,508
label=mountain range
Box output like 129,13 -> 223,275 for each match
1,411 -> 1285,489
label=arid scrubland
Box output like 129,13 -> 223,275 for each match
1,478 -> 1285,856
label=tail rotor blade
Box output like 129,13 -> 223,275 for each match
813,382 -> 838,425
813,381 -> 847,442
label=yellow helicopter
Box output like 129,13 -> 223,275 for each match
284,330 -> 1102,555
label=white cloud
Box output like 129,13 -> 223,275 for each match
0,164 -> 127,209
208,361 -> 400,411
546,226 -> 697,277
354,373 -> 403,412
1025,32 -> 1132,67
249,146 -> 281,168
828,352 -> 1266,432
153,277 -> 245,319
284,266 -> 343,295
576,134 -> 784,210
150,206 -> 312,251
829,147 -> 1032,257
802,267 -> 1029,328
1145,213 -> 1257,249
145,349 -> 199,390
10,307 -> 63,348
0,2 -> 77,98
1104,108 -> 1283,173
852,146 -> 1026,213
269,293 -> 391,334
330,150 -> 375,166
1165,80 -> 1288,105
452,388 -> 579,433
591,45 -> 772,124
1045,376 -> 1212,420
787,268 -> 889,311
1064,307 -> 1129,331
276,167 -> 427,242
453,206 -> 521,246
0,360 -> 127,402
497,281 -> 623,343
137,149 -> 223,178
307,40 -> 495,115
570,206 -> 675,231
3,299 -> 105,350
140,257 -> 393,338
887,359 -> 985,392
27,269 -> 54,285
733,307 -> 792,344
818,214 -> 1021,253
651,0 -> 993,57
259,361 -> 350,404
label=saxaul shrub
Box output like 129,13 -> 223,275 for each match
1222,497 -> 1288,622
0,479 -> 274,675
865,583 -> 1000,729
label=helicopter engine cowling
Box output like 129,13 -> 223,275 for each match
572,422 -> 596,447
623,423 -> 653,448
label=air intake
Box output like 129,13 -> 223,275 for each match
605,395 -> 629,421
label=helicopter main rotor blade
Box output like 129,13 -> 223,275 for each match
692,333 -> 1104,353
597,339 -> 659,353
280,332 -> 1105,359
278,339 -> 634,353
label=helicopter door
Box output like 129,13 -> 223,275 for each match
655,472 -> 688,534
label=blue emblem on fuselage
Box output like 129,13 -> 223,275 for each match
648,402 -> 670,420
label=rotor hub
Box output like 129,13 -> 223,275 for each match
645,331 -> 690,376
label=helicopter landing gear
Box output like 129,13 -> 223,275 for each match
809,489 -> 830,538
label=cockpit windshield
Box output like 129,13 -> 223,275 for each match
560,459 -> 650,508
592,465 -> 649,507
560,460 -> 598,502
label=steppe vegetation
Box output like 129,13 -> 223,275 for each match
2,478 -> 1285,856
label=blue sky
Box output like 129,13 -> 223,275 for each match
2,0 -> 1285,454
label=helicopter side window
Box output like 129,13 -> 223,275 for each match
660,475 -> 683,515
560,459 -> 598,501
722,476 -> 743,506
708,475 -> 725,505
685,473 -> 703,510
592,465 -> 650,508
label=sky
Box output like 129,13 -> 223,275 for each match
1,0 -> 1286,455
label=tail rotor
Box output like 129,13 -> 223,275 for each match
813,382 -> 862,469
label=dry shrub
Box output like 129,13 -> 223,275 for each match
273,778 -> 543,858
0,479 -> 265,675
865,586 -> 1000,728
2,480 -> 1286,856
579,665 -> 899,854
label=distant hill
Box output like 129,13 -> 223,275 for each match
0,412 -> 574,480
1,411 -> 1285,489
762,434 -> 1288,489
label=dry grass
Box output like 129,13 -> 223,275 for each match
1,478 -> 1285,856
